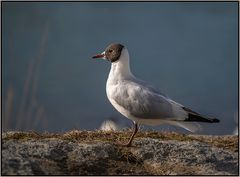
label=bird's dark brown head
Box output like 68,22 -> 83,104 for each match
92,43 -> 124,63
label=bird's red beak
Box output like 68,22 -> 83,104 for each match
92,53 -> 105,59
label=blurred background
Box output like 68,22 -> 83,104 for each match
2,2 -> 238,135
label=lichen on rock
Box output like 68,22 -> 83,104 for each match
2,131 -> 239,175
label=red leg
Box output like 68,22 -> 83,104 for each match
116,121 -> 138,147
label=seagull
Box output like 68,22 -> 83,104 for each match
92,43 -> 220,146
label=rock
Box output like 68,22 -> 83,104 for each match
1,131 -> 238,175
131,138 -> 238,175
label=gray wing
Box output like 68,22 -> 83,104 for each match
112,79 -> 182,119
134,79 -> 169,98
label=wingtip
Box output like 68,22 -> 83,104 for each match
184,113 -> 220,123
212,118 -> 220,123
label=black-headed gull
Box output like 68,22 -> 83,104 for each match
92,43 -> 220,146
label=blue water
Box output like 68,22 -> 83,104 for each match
2,2 -> 238,135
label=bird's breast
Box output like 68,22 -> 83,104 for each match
106,79 -> 119,103
106,79 -> 132,119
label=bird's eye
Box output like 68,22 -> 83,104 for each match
109,49 -> 113,53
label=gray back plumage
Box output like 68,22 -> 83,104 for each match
112,78 -> 175,119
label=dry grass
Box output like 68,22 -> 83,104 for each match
2,130 -> 238,152
3,21 -> 49,131
3,86 -> 14,129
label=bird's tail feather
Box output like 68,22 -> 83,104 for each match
166,121 -> 202,132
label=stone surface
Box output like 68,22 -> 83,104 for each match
1,131 -> 239,175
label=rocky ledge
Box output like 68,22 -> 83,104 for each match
2,130 -> 239,175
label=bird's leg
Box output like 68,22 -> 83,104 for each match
116,122 -> 138,147
126,122 -> 138,146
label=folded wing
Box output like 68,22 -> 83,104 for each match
112,80 -> 187,120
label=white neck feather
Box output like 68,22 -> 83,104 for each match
108,48 -> 134,81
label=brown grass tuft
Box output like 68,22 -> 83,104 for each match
2,130 -> 238,152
